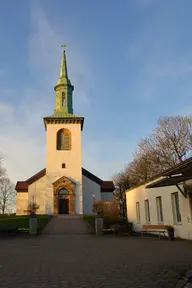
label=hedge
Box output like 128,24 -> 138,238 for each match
83,214 -> 131,231
0,215 -> 51,234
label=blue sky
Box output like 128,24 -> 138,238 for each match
0,0 -> 192,183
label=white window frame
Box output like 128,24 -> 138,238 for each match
171,192 -> 182,224
145,199 -> 151,224
136,202 -> 140,224
156,196 -> 164,224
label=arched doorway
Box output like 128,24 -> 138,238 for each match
53,176 -> 75,215
58,188 -> 69,214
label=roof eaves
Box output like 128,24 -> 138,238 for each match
82,168 -> 103,185
26,168 -> 46,185
126,157 -> 192,193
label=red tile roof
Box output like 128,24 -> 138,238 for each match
15,167 -> 114,193
26,168 -> 46,185
15,181 -> 28,192
15,168 -> 46,192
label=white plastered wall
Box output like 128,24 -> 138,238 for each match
16,192 -> 28,215
126,177 -> 192,240
46,123 -> 83,214
28,175 -> 49,215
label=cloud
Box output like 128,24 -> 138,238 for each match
28,7 -> 93,113
1,4 -> 129,184
0,98 -> 46,183
0,6 -> 93,183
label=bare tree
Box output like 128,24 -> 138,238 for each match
125,157 -> 153,185
116,116 -> 192,187
0,153 -> 6,179
0,178 -> 15,215
113,171 -> 131,217
138,116 -> 192,167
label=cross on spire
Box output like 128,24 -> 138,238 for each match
61,44 -> 67,52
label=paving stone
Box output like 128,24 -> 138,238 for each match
42,215 -> 88,235
175,277 -> 188,288
184,284 -> 192,288
0,236 -> 192,287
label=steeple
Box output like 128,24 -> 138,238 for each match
54,44 -> 74,115
55,44 -> 69,86
60,47 -> 68,78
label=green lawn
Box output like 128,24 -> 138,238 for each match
0,215 -> 51,234
83,214 -> 95,230
83,214 -> 128,232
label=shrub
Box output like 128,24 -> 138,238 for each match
93,200 -> 119,216
28,202 -> 40,215
0,215 -> 51,234
103,215 -> 128,227
83,214 -> 134,235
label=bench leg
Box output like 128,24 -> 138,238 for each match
141,231 -> 147,237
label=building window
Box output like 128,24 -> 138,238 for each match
136,202 -> 140,224
63,133 -> 70,150
145,199 -> 150,223
57,130 -> 63,150
156,196 -> 163,223
62,91 -> 66,106
58,188 -> 69,199
62,163 -> 66,168
56,129 -> 71,150
171,192 -> 182,224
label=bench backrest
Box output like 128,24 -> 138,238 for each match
143,225 -> 168,230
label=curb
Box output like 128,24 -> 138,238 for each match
176,270 -> 192,288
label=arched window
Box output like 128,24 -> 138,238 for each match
58,188 -> 69,199
56,129 -> 71,150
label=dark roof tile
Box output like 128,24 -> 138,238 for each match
101,181 -> 115,192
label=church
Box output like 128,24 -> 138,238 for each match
15,47 -> 114,215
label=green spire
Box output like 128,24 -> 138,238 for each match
55,44 -> 70,86
54,45 -> 74,115
60,50 -> 67,79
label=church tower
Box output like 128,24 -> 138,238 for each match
44,45 -> 84,215
54,44 -> 73,115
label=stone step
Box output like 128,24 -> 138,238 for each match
56,215 -> 81,220
42,215 -> 88,235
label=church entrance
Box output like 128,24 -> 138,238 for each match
58,188 -> 69,214
53,176 -> 75,215
58,198 -> 69,214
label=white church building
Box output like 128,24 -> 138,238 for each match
15,47 -> 114,215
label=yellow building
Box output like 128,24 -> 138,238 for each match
16,46 -> 114,215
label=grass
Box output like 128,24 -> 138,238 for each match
83,214 -> 129,232
0,214 -> 51,234
83,214 -> 95,230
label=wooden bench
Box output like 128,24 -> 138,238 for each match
141,225 -> 169,239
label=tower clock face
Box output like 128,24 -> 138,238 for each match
62,91 -> 66,106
